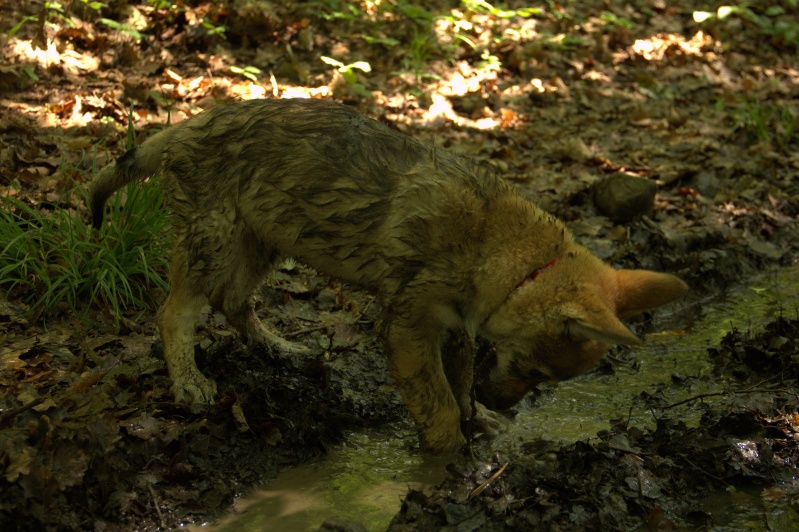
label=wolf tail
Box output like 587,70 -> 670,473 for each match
89,129 -> 168,230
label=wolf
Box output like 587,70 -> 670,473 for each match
89,98 -> 687,452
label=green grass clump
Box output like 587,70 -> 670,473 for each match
0,178 -> 170,325
723,95 -> 799,148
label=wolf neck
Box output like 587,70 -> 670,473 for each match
472,191 -> 573,318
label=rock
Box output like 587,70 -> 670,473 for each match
593,173 -> 657,222
692,171 -> 720,197
554,137 -> 594,162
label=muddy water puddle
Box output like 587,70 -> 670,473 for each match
203,264 -> 799,531
203,424 -> 448,531
508,263 -> 799,445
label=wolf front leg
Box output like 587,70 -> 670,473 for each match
442,336 -> 503,438
386,318 -> 466,453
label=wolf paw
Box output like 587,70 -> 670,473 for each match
171,375 -> 218,406
423,430 -> 467,454
471,402 -> 504,437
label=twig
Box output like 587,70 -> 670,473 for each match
0,397 -> 44,426
677,453 -> 726,483
283,325 -> 328,339
660,387 -> 795,410
284,296 -> 377,340
606,444 -> 648,458
467,462 -> 509,500
660,391 -> 728,409
147,483 -> 165,528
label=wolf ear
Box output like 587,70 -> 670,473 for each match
561,300 -> 643,346
614,270 -> 688,319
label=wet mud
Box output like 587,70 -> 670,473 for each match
1,0 -> 799,530
388,318 -> 799,531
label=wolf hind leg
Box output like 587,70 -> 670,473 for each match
208,233 -> 311,355
157,252 -> 217,405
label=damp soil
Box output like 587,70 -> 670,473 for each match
200,265 -> 799,531
386,316 -> 799,531
1,0 -> 799,530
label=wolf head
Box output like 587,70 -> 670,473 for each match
477,246 -> 688,410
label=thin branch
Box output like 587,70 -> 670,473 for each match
660,387 -> 795,410
0,397 -> 44,426
467,462 -> 509,500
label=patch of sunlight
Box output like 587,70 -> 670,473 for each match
529,78 -> 546,93
613,30 -> 718,63
229,81 -> 268,101
10,38 -> 99,74
584,70 -> 612,83
421,93 -> 502,130
503,19 -> 540,42
627,31 -> 715,62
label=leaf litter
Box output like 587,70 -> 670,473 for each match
1,0 -> 798,529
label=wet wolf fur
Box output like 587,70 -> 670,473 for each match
90,98 -> 687,453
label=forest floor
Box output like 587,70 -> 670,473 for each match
1,0 -> 798,530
